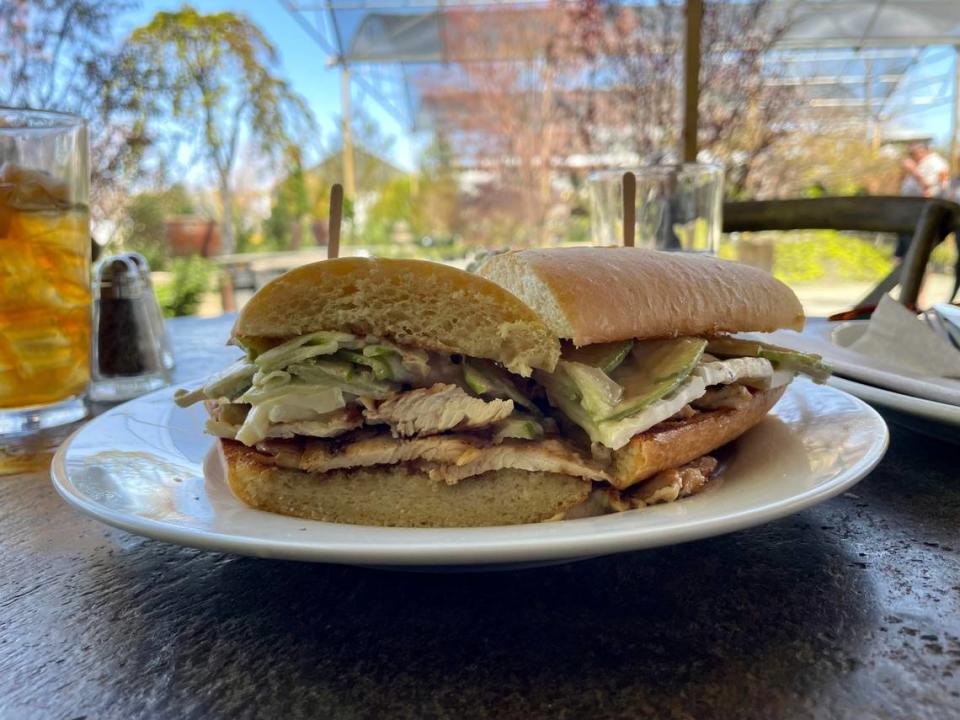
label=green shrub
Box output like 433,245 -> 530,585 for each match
717,241 -> 737,262
561,214 -> 592,245
777,231 -> 893,284
155,256 -> 213,317
720,231 -> 893,285
930,235 -> 957,272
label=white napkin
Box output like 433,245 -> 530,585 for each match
849,296 -> 960,378
759,321 -> 960,407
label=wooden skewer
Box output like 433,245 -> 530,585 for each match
327,183 -> 343,259
622,171 -> 636,247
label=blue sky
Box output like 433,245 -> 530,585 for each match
883,46 -> 955,145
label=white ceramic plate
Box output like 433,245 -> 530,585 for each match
763,322 -> 960,407
828,376 -> 960,440
51,381 -> 888,569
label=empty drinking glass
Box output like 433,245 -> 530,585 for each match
589,163 -> 723,253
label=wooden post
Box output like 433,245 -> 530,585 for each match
622,172 -> 636,247
682,0 -> 703,163
328,184 -> 343,260
220,270 -> 236,313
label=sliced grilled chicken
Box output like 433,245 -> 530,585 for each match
364,383 -> 514,437
241,431 -> 608,485
300,433 -> 483,473
417,438 -> 610,484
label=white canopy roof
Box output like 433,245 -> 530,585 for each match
295,0 -> 960,63
775,0 -> 960,49
282,0 -> 960,162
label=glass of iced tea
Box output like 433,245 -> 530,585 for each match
0,108 -> 90,435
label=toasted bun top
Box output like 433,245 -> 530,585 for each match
478,247 -> 805,345
232,257 -> 560,376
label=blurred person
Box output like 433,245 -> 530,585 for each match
900,142 -> 949,199
895,142 -> 950,262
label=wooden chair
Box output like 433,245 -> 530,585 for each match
722,197 -> 960,309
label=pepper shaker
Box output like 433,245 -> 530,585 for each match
124,252 -> 175,371
89,254 -> 172,402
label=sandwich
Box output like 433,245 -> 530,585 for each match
175,250 -> 828,527
477,247 -> 828,505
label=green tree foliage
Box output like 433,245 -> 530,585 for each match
417,134 -> 459,240
262,162 -> 319,251
265,145 -> 401,251
0,0 -> 150,231
126,6 -> 317,254
359,134 -> 460,247
364,176 -> 418,246
120,185 -> 196,270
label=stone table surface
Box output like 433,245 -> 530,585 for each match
2,315 -> 959,720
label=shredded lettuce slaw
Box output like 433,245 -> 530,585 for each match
175,331 -> 433,444
175,331 -> 829,449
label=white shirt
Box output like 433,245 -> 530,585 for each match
901,152 -> 950,196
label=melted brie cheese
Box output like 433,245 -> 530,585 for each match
596,375 -> 707,449
694,357 -> 774,386
595,357 -> 779,450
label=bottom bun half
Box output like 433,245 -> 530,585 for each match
220,441 -> 591,528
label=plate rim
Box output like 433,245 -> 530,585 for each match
827,375 -> 960,425
773,321 -> 960,407
51,384 -> 890,566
